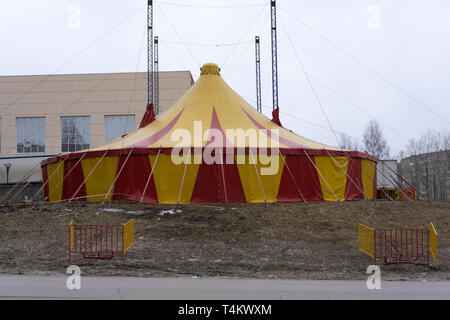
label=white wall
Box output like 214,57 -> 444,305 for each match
377,160 -> 398,189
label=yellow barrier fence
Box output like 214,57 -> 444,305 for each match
430,223 -> 438,263
358,224 -> 375,265
68,219 -> 135,261
68,219 -> 74,261
122,219 -> 135,260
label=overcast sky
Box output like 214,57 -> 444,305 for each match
1,0 -> 449,156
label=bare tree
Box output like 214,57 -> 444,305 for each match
339,133 -> 362,151
363,120 -> 390,159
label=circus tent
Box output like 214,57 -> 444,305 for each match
41,63 -> 377,204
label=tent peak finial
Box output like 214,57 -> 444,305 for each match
201,63 -> 220,76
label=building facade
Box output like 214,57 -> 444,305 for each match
0,71 -> 194,184
400,150 -> 450,201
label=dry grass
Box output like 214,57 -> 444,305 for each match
0,200 -> 448,280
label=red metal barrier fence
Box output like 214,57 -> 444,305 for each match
375,228 -> 429,265
359,223 -> 438,265
68,220 -> 134,261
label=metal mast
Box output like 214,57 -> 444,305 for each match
147,0 -> 154,106
270,0 -> 279,111
255,36 -> 262,113
154,36 -> 160,115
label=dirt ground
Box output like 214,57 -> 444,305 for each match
0,200 -> 448,281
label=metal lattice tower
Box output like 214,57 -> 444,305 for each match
270,0 -> 279,111
147,0 -> 154,106
255,36 -> 262,113
154,36 -> 160,115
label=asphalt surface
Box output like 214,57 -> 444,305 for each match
0,275 -> 448,300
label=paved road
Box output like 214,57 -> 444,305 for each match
0,275 -> 449,299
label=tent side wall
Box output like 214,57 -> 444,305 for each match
41,149 -> 377,203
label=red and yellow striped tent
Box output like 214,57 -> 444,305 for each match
41,63 -> 377,204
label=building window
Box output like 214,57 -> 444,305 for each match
17,117 -> 45,153
61,116 -> 90,152
105,115 -> 135,142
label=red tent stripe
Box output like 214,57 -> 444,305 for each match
241,108 -> 307,149
62,159 -> 87,202
112,154 -> 158,203
206,106 -> 234,147
277,155 -> 324,202
191,109 -> 247,204
42,166 -> 49,202
345,157 -> 364,200
133,108 -> 185,148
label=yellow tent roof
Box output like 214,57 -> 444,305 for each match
90,63 -> 341,151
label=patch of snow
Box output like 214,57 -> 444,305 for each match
100,208 -> 145,216
125,210 -> 145,216
158,209 -> 182,216
101,208 -> 125,213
